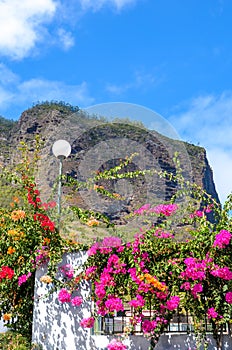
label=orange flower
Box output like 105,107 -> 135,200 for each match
18,256 -> 25,264
8,229 -> 25,240
93,184 -> 104,190
86,218 -> 99,227
43,237 -> 51,245
140,273 -> 167,292
3,313 -> 11,321
40,275 -> 53,284
11,210 -> 26,221
16,231 -> 25,240
7,246 -> 16,254
10,197 -> 20,207
13,197 -> 19,203
113,193 -> 121,199
8,229 -> 17,236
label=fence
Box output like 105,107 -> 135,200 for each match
94,308 -> 228,336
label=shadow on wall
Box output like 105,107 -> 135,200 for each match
32,252 -> 232,350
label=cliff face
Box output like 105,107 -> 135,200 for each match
0,102 -> 220,222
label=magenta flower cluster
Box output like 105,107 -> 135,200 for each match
154,228 -> 174,239
59,264 -> 74,279
142,319 -> 157,333
18,272 -> 32,286
166,296 -> 180,311
58,288 -> 83,307
32,246 -> 50,267
87,236 -> 123,256
80,317 -> 95,328
180,253 -> 232,303
225,292 -> 232,304
107,339 -> 127,350
134,203 -> 178,216
84,229 -> 180,338
207,307 -> 218,319
180,257 -> 208,281
213,230 -> 232,249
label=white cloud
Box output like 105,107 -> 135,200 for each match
207,148 -> 232,205
0,86 -> 14,107
106,70 -> 157,95
0,64 -> 94,115
168,91 -> 232,204
169,92 -> 232,151
0,0 -> 140,59
0,63 -> 19,85
79,0 -> 137,11
57,28 -> 75,50
18,79 -> 94,106
0,0 -> 57,59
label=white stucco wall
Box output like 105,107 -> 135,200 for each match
32,252 -> 232,350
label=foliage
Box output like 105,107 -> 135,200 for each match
55,164 -> 232,350
0,116 -> 16,135
0,140 -> 72,342
30,100 -> 80,114
0,176 -> 67,338
0,332 -> 42,350
0,332 -> 32,350
0,141 -> 232,350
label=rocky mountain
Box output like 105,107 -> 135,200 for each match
0,102 -> 220,226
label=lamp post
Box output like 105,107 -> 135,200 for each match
52,140 -> 71,222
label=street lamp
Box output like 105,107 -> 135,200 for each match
52,139 -> 71,220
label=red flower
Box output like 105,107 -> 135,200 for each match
0,266 -> 14,281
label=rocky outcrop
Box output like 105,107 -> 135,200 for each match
0,102 -> 220,223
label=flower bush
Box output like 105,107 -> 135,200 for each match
0,177 -> 67,337
55,193 -> 232,350
1,145 -> 232,350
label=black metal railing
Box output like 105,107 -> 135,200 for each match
93,307 -> 228,335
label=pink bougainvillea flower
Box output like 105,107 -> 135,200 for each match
87,236 -> 123,256
207,307 -> 218,319
18,272 -> 32,286
71,296 -> 83,307
128,294 -> 145,308
107,338 -> 127,350
211,266 -> 232,280
80,316 -> 95,328
87,242 -> 100,256
191,283 -> 203,298
190,210 -> 204,218
225,292 -> 232,304
180,282 -> 191,291
134,203 -> 151,215
151,203 -> 178,216
58,288 -> 71,303
59,264 -> 74,279
105,295 -> 124,312
102,236 -> 122,248
213,230 -> 232,249
154,228 -> 174,238
181,257 -> 207,281
166,296 -> 180,311
142,319 -> 157,333
85,266 -> 97,277
95,282 -> 107,299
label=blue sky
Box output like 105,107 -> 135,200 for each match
0,0 -> 231,203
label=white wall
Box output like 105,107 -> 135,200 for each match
32,252 -> 232,350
